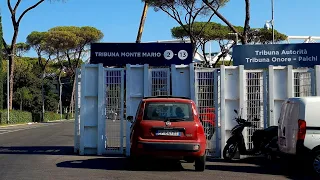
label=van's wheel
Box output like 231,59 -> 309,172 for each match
311,150 -> 320,176
194,154 -> 206,171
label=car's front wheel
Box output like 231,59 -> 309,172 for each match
194,154 -> 206,171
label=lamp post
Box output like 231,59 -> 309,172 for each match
6,55 -> 14,124
264,0 -> 275,43
59,82 -> 64,121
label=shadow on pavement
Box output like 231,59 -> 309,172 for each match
57,157 -> 189,172
0,146 -> 75,155
207,157 -> 319,180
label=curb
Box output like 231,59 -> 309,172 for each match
46,119 -> 75,122
0,119 -> 75,127
0,122 -> 35,128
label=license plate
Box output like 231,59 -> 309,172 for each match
156,130 -> 180,136
279,137 -> 286,146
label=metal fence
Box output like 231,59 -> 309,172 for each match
76,64 -> 318,156
194,67 -> 218,157
105,69 -> 125,154
150,68 -> 171,96
244,70 -> 265,150
293,69 -> 313,97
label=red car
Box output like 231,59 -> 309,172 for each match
127,96 -> 207,171
199,107 -> 215,140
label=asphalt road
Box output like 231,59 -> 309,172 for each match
0,120 -> 318,180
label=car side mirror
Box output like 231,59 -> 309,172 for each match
127,116 -> 134,123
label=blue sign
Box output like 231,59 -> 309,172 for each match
90,43 -> 193,66
232,43 -> 320,69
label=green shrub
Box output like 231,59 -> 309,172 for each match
44,112 -> 70,122
44,112 -> 61,122
0,109 -> 32,125
215,61 -> 233,67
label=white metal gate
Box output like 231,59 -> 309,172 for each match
293,68 -> 315,97
105,68 -> 125,154
194,68 -> 220,157
244,70 -> 265,150
150,68 -> 171,96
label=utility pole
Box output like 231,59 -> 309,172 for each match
7,58 -> 9,124
60,83 -> 64,120
136,2 -> 149,43
271,0 -> 275,44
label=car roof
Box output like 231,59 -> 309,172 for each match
142,96 -> 192,103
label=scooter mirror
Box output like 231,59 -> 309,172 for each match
234,109 -> 238,114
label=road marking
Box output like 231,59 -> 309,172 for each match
0,124 -> 57,135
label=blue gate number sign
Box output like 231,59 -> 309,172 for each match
232,43 -> 320,69
90,43 -> 193,66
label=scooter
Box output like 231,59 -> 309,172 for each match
223,109 -> 278,161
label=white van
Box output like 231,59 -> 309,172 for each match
278,96 -> 320,174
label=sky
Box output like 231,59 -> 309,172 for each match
1,0 -> 320,58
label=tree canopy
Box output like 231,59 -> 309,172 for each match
171,22 -> 288,44
26,26 -> 104,115
142,0 -> 229,52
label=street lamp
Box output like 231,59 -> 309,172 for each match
264,0 -> 275,43
6,54 -> 14,124
59,82 -> 64,121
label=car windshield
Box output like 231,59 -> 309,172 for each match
143,102 -> 193,121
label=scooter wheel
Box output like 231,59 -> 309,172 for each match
223,143 -> 238,161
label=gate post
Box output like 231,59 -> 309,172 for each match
74,68 -> 80,153
263,69 -> 268,128
189,63 -> 196,102
315,65 -> 320,96
213,69 -> 220,158
238,65 -> 248,150
144,64 -> 150,97
286,65 -> 294,98
79,64 -> 86,155
219,65 -> 226,158
125,64 -> 131,157
97,64 -> 106,155
268,65 -> 275,126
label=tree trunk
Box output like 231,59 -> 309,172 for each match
20,97 -> 22,111
242,0 -> 251,44
69,76 -> 76,116
41,73 -> 45,122
9,55 -> 14,110
58,72 -> 62,120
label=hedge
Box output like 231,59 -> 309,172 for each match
0,109 -> 32,125
43,112 -> 70,122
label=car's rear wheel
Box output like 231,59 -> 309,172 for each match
194,154 -> 206,171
